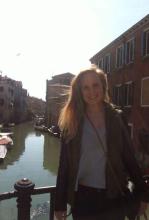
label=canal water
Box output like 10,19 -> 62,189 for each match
0,122 -> 62,220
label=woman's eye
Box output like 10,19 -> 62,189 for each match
83,86 -> 89,91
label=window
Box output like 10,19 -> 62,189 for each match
116,44 -> 124,68
113,82 -> 134,107
0,86 -> 4,92
141,77 -> 149,106
104,54 -> 110,73
112,85 -> 123,106
8,88 -> 14,96
98,58 -> 104,70
142,29 -> 149,57
128,123 -> 133,139
124,82 -> 134,106
0,113 -> 3,120
9,101 -> 14,108
125,38 -> 135,64
0,98 -> 4,106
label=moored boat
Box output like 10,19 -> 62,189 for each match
0,135 -> 14,149
0,145 -> 7,161
48,125 -> 60,138
34,125 -> 48,132
0,132 -> 13,138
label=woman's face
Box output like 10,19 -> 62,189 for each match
81,72 -> 104,106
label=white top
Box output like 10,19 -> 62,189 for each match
75,117 -> 107,190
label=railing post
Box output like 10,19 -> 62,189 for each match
49,191 -> 55,220
14,178 -> 35,220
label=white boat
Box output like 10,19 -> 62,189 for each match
0,145 -> 7,161
0,135 -> 13,149
0,132 -> 13,137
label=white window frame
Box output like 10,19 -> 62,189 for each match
115,84 -> 122,106
124,81 -> 133,107
125,38 -> 135,64
116,44 -> 124,68
141,76 -> 149,107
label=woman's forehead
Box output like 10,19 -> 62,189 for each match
81,71 -> 100,82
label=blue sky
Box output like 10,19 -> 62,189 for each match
0,0 -> 148,100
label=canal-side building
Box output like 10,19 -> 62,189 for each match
0,75 -> 28,124
13,82 -> 28,123
27,96 -> 46,120
45,72 -> 74,127
49,72 -> 74,85
90,15 -> 149,169
0,75 -> 14,124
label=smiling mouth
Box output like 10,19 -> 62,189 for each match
88,96 -> 98,100
88,98 -> 98,102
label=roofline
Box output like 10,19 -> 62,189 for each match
47,83 -> 70,88
90,14 -> 149,61
52,72 -> 75,78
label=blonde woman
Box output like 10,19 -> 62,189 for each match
54,65 -> 148,220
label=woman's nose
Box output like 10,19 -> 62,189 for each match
89,87 -> 96,96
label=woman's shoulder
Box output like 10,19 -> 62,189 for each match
106,103 -> 129,129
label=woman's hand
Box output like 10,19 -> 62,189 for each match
54,211 -> 67,220
138,201 -> 148,216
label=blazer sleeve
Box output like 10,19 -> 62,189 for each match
120,114 -> 149,202
54,136 -> 68,211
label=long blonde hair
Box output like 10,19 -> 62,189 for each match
58,65 -> 110,140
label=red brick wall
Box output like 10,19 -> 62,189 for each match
90,16 -> 149,155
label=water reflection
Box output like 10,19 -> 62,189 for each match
0,122 -> 60,173
43,133 -> 60,175
0,122 -> 33,169
0,122 -> 61,220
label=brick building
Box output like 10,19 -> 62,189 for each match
90,15 -> 149,170
45,73 -> 74,127
27,96 -> 46,119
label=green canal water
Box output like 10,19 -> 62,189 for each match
0,122 -> 61,220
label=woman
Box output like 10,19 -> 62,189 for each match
54,65 -> 148,220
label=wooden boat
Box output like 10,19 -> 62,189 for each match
34,125 -> 48,132
0,145 -> 7,161
48,126 -> 60,138
8,123 -> 15,127
34,116 -> 45,126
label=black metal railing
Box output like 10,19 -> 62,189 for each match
0,178 -> 56,220
1,176 -> 149,220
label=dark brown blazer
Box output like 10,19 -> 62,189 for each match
55,103 -> 148,211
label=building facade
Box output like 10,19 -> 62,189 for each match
90,15 -> 149,170
45,73 -> 74,127
0,75 -> 28,124
27,96 -> 46,120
